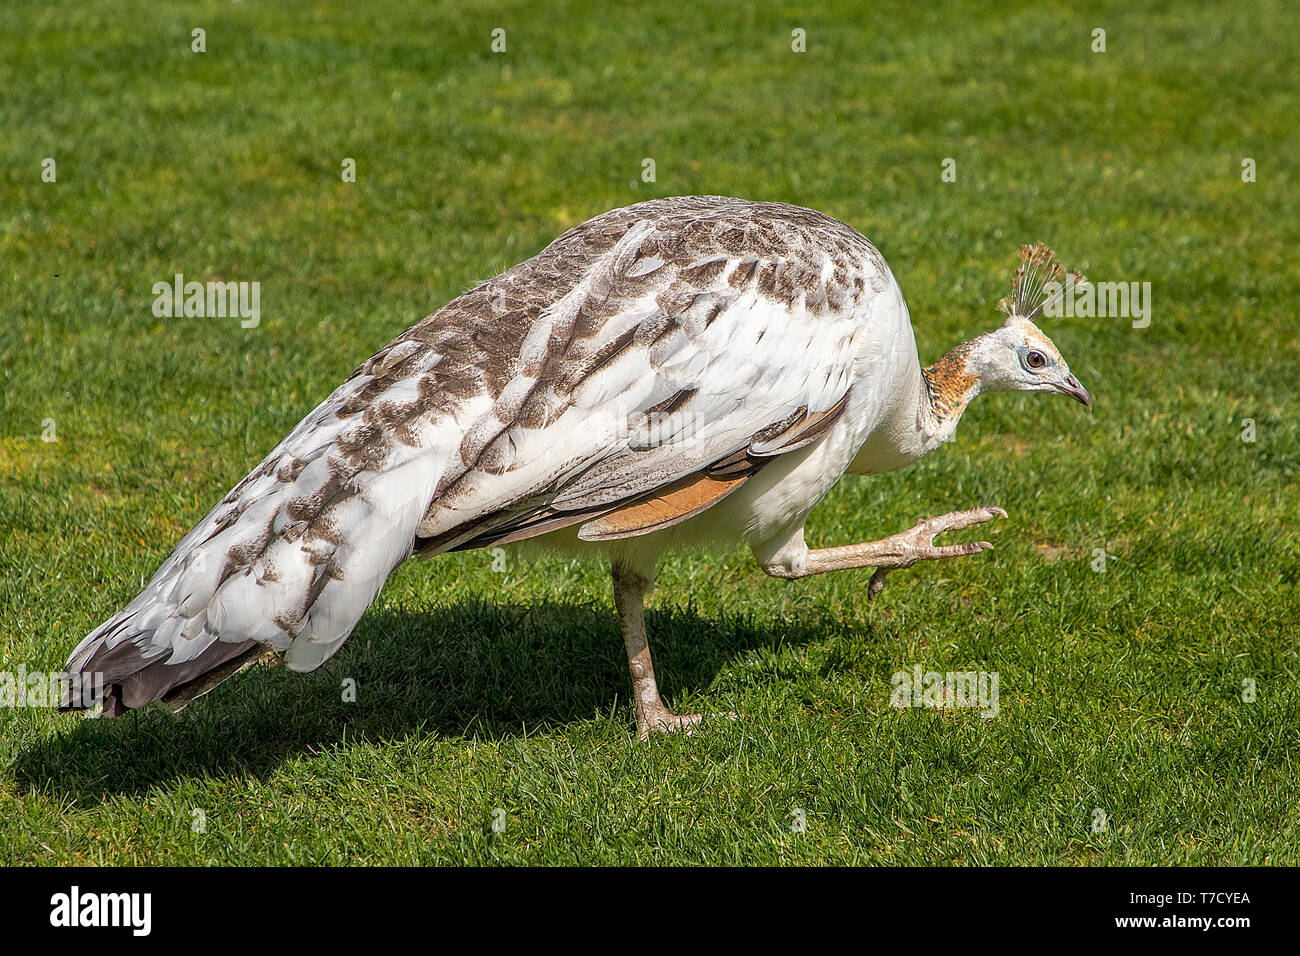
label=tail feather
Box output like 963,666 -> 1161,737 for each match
67,639 -> 262,717
62,359 -> 460,716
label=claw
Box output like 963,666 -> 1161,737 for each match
867,508 -> 1005,601
639,712 -> 705,740
639,710 -> 738,740
923,506 -> 1006,543
937,541 -> 994,559
867,567 -> 889,601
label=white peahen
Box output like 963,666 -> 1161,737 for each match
62,196 -> 1090,738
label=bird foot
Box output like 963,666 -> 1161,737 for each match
638,709 -> 703,740
637,706 -> 738,740
867,505 -> 1007,600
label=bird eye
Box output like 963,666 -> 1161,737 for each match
1025,350 -> 1046,370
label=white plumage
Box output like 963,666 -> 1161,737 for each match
63,196 -> 1090,736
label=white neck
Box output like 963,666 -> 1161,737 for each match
846,337 -> 986,476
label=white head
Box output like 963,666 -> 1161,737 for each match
965,314 -> 1091,407
921,244 -> 1092,437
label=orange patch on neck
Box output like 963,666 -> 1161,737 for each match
923,342 -> 978,419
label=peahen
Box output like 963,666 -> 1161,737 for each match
62,196 -> 1091,738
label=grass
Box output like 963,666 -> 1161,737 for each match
1,0 -> 1297,865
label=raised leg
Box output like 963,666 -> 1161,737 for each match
612,560 -> 704,739
761,506 -> 1007,599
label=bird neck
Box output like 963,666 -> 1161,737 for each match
920,339 -> 983,439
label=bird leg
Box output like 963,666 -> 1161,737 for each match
762,506 -> 1007,599
612,560 -> 704,739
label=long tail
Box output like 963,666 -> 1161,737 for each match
62,349 -> 459,716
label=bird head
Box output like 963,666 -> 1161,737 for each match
968,314 -> 1092,407
964,243 -> 1092,407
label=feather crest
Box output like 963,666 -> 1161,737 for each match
997,242 -> 1085,321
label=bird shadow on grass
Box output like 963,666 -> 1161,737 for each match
12,597 -> 844,805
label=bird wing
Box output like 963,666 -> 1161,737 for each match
64,196 -> 892,711
411,200 -> 885,552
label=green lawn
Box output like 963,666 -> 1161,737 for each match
1,0 -> 1296,865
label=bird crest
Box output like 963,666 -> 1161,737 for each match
998,242 -> 1085,321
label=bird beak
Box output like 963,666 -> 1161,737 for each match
1056,373 -> 1092,408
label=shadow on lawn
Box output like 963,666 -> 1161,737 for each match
14,597 -> 840,804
